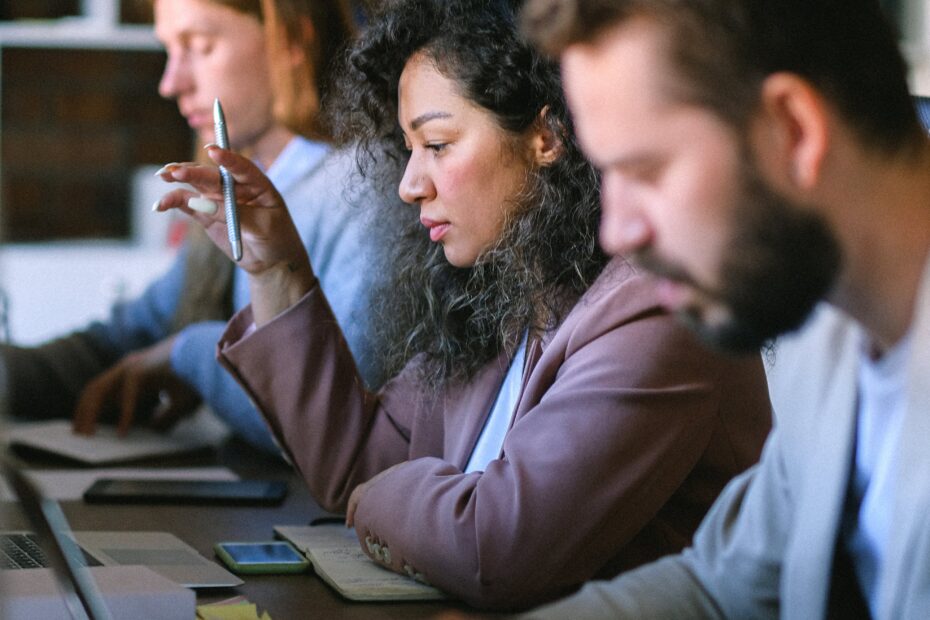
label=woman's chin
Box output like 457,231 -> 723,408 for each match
442,245 -> 479,268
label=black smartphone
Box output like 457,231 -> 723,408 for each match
82,478 -> 288,506
214,541 -> 309,574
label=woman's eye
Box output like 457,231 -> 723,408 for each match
426,143 -> 447,153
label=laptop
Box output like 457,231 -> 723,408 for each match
0,455 -> 197,619
1,458 -> 111,618
0,461 -> 242,590
1,530 -> 243,589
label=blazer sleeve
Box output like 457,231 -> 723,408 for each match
351,272 -> 772,609
523,427 -> 792,619
217,278 -> 419,511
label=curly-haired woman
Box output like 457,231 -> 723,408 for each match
154,0 -> 772,609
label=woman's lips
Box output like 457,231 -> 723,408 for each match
420,217 -> 451,242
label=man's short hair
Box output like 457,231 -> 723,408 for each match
522,0 -> 924,154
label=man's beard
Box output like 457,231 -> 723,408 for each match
635,159 -> 842,353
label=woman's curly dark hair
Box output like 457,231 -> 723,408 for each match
329,0 -> 607,389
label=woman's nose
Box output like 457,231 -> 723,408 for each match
398,152 -> 435,205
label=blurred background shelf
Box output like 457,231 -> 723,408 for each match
0,0 -> 192,341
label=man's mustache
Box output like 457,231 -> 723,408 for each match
631,249 -> 694,286
631,249 -> 729,306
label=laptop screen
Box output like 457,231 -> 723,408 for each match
0,455 -> 111,620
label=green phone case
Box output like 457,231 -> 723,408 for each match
214,541 -> 310,575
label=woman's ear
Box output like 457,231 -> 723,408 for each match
530,106 -> 564,166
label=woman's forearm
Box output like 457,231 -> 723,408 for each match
248,255 -> 317,326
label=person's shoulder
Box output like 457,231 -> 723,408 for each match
767,303 -> 861,386
766,303 -> 861,425
543,256 -> 668,352
573,256 -> 665,319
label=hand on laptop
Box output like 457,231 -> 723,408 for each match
72,335 -> 202,436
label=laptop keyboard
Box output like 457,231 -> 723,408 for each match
1,533 -> 48,568
0,533 -> 102,569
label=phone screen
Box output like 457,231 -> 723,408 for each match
214,541 -> 310,574
83,479 -> 288,506
219,542 -> 305,565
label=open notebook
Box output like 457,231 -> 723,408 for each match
274,523 -> 445,602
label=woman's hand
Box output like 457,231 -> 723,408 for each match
154,146 -> 316,324
345,462 -> 410,528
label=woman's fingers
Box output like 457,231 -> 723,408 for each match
204,146 -> 284,208
153,187 -> 224,230
151,150 -> 295,271
187,196 -> 219,215
155,149 -> 283,211
157,162 -> 223,199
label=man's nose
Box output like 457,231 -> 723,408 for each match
158,52 -> 190,100
599,174 -> 653,256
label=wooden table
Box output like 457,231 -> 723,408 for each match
1,438 -> 498,619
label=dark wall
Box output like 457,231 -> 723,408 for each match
1,47 -> 192,241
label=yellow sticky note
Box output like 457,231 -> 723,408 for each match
196,601 -> 272,620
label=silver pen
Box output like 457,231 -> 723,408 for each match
213,98 -> 242,261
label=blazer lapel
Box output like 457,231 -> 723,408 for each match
782,347 -> 860,618
443,349 -> 511,469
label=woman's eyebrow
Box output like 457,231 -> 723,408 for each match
410,111 -> 452,131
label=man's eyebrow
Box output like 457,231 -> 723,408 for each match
410,111 -> 452,131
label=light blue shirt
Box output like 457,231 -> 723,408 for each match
232,137 -> 329,308
465,332 -> 528,473
842,331 -> 912,616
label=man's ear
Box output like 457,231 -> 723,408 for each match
753,73 -> 830,191
530,106 -> 564,166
